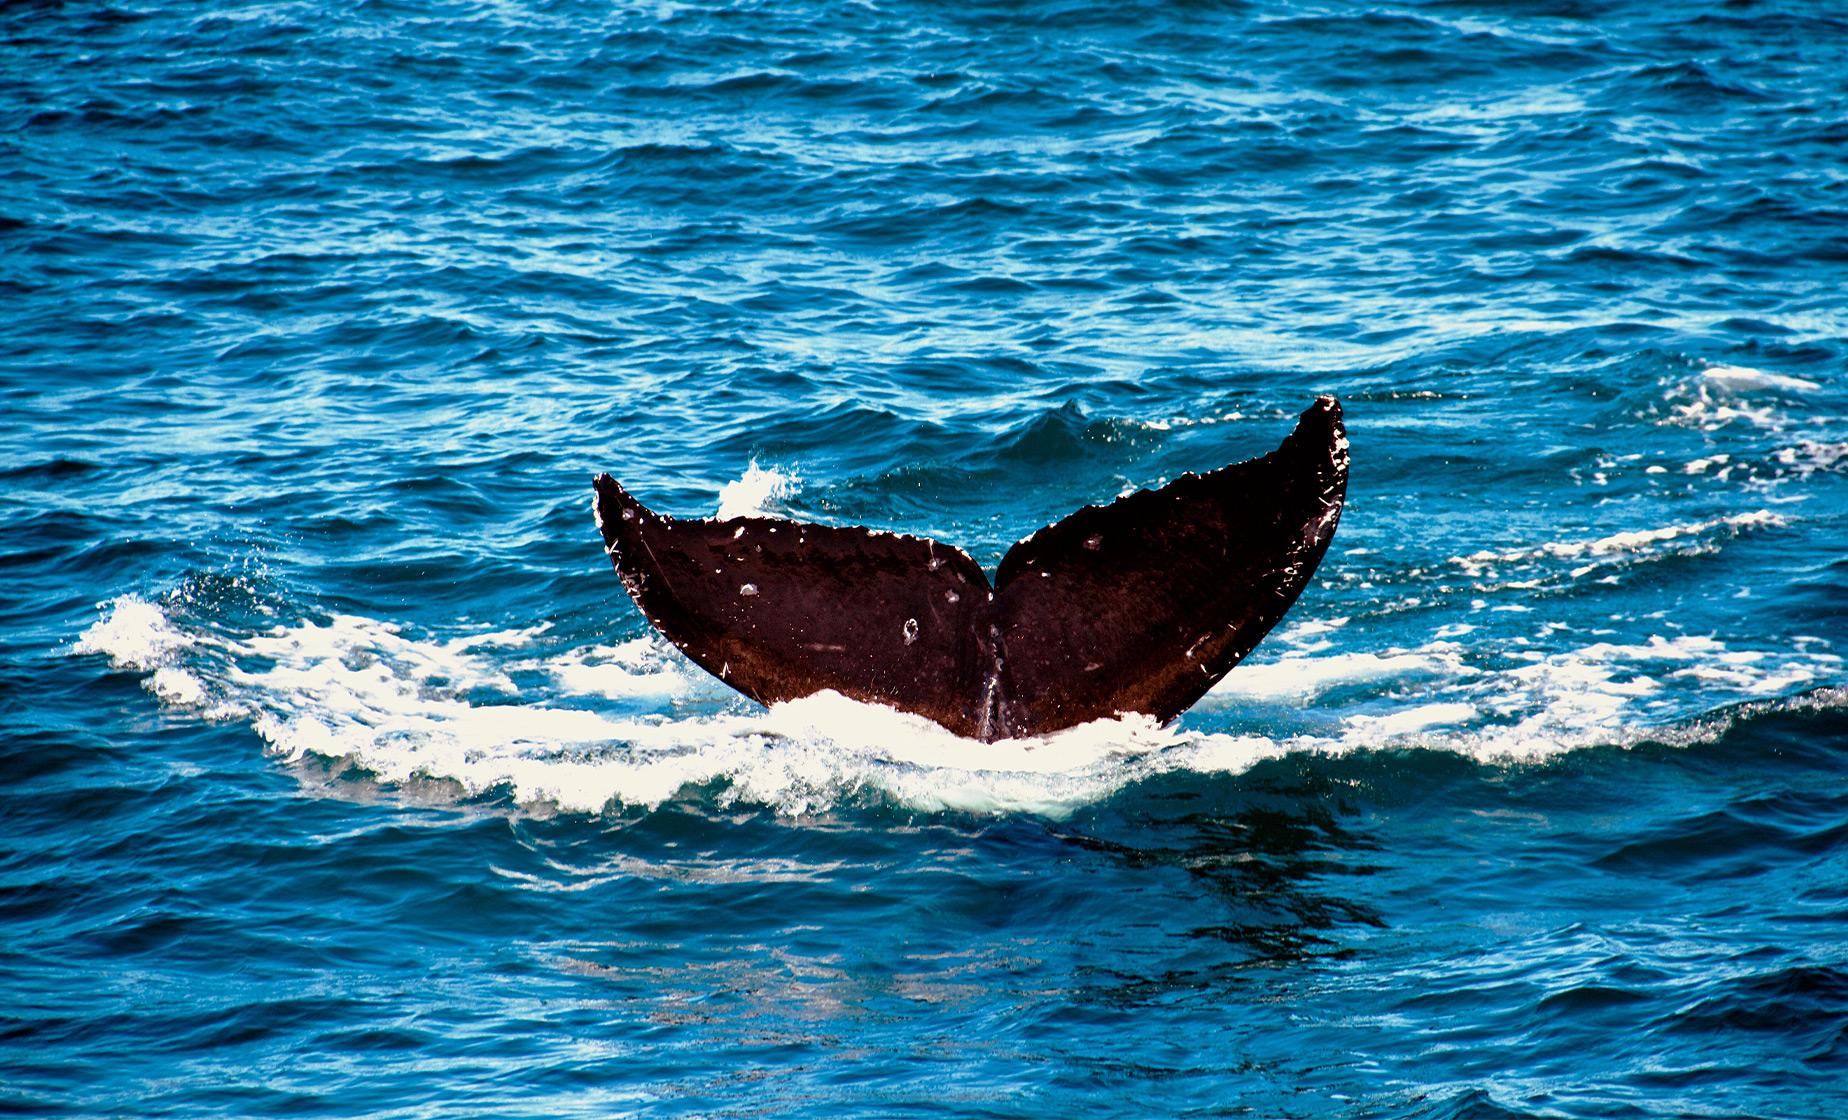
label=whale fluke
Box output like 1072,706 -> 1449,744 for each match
593,396 -> 1347,741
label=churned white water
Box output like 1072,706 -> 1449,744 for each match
76,584 -> 1840,820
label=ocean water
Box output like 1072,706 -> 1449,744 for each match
5,0 -> 1847,1115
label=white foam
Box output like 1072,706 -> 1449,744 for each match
1700,365 -> 1821,393
1423,634 -> 1835,760
75,595 -> 1214,816
1450,511 -> 1785,579
150,667 -> 208,706
1662,365 -> 1820,431
1134,410 -> 1245,432
238,613 -> 520,695
75,595 -> 1846,818
1771,440 -> 1848,481
1212,630 -> 1840,764
540,637 -> 707,700
1275,615 -> 1351,646
1344,702 -> 1479,736
75,595 -> 192,670
447,623 -> 551,652
1207,647 -> 1470,702
716,460 -> 797,519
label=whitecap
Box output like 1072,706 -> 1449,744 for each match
1448,510 -> 1784,579
1207,647 -> 1470,702
716,460 -> 797,519
1699,365 -> 1821,393
1660,364 -> 1821,432
75,595 -> 192,670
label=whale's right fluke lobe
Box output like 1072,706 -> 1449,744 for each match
593,396 -> 1348,741
983,395 -> 1348,737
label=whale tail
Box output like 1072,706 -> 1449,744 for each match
593,396 -> 1347,741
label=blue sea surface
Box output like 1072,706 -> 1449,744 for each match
5,1 -> 1847,1115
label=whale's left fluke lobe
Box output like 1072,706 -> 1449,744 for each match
594,396 -> 1348,741
593,474 -> 997,737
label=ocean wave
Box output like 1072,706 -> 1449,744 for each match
1658,363 -> 1823,432
1448,511 -> 1785,582
74,589 -> 1845,820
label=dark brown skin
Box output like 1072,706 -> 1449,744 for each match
594,396 -> 1347,741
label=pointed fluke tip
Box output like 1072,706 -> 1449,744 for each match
591,473 -> 649,550
1275,394 -> 1344,460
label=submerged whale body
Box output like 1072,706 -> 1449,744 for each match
593,396 -> 1348,741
